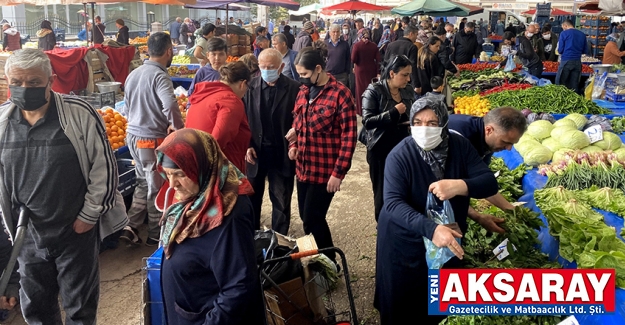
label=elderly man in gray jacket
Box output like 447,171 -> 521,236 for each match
0,48 -> 128,324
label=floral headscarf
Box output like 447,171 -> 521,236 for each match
378,25 -> 391,48
157,129 -> 254,259
357,28 -> 371,43
417,29 -> 429,44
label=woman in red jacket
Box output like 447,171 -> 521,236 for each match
186,61 -> 251,173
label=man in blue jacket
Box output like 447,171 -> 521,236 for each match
556,19 -> 587,93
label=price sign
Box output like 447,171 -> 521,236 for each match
584,125 -> 603,144
492,239 -> 517,261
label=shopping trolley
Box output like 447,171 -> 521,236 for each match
261,247 -> 358,325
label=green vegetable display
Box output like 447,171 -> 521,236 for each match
441,315 -> 566,325
485,85 -> 610,115
612,117 -> 625,134
489,157 -> 526,201
534,186 -> 625,288
578,185 -> 625,218
539,151 -> 625,191
452,89 -> 479,99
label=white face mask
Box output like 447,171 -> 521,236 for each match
526,32 -> 534,38
543,33 -> 551,40
342,29 -> 349,35
411,126 -> 443,151
446,32 -> 453,38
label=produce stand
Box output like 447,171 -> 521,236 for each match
494,145 -> 625,325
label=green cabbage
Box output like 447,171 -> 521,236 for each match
593,132 -> 622,151
553,118 -> 577,129
523,144 -> 553,166
552,149 -> 573,163
526,120 -> 554,140
541,137 -> 562,152
559,130 -> 591,149
563,113 -> 588,130
615,148 -> 625,161
550,125 -> 577,139
514,139 -> 541,157
582,145 -> 603,153
518,134 -> 538,143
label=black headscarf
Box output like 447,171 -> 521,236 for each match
41,20 -> 52,31
409,96 -> 449,180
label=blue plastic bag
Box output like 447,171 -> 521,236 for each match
423,192 -> 461,269
503,54 -> 516,72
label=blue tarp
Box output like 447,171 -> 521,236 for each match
494,148 -> 625,324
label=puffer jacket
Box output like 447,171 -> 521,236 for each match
36,28 -> 56,51
3,28 -> 21,51
359,79 -> 413,151
293,30 -> 312,51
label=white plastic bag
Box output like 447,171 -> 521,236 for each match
504,54 -> 516,72
174,86 -> 188,97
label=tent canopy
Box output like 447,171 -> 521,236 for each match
392,0 -> 482,17
185,1 -> 249,10
521,8 -> 572,16
188,0 -> 299,11
288,3 -> 322,16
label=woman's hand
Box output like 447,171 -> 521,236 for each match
432,224 -> 464,259
288,147 -> 298,160
285,128 -> 296,144
327,176 -> 342,193
477,214 -> 506,234
395,102 -> 407,114
428,180 -> 468,201
246,148 -> 257,165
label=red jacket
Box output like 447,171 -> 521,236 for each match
186,81 -> 251,173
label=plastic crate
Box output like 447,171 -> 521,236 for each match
117,158 -> 136,197
605,90 -> 625,102
145,247 -> 165,325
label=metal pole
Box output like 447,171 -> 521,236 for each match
91,2 -> 95,44
226,4 -> 229,35
83,3 -> 88,44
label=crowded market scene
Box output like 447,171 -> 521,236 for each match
1,0 -> 625,323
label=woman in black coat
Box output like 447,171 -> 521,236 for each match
415,36 -> 444,96
360,54 -> 414,222
282,25 -> 295,49
115,19 -> 129,45
36,20 -> 56,51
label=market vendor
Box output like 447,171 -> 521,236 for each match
448,107 -> 527,226
188,37 -> 227,97
498,31 -> 542,78
374,96 -> 499,325
193,23 -> 216,66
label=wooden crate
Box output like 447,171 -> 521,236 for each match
0,78 -> 7,103
85,50 -> 110,84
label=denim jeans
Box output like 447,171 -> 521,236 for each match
556,60 -> 582,93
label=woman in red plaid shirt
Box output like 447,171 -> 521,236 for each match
288,41 -> 358,263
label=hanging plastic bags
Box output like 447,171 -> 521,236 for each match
423,192 -> 461,269
504,54 -> 516,72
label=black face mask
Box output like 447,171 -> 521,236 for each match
9,85 -> 48,111
299,70 -> 320,88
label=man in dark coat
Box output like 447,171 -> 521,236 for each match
243,49 -> 300,234
293,21 -> 314,51
384,24 -> 419,91
93,16 -> 106,44
374,96 -> 499,325
434,25 -> 458,76
451,21 -> 480,65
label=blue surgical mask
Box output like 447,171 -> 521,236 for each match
261,68 -> 280,83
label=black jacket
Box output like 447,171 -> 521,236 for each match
451,29 -> 480,65
383,37 -> 418,88
543,34 -> 559,62
517,35 -> 542,69
243,75 -> 300,178
284,32 -> 295,49
94,23 -> 106,44
36,29 -> 56,51
438,38 -> 457,74
415,52 -> 444,94
359,79 -> 413,151
117,26 -> 129,45
372,27 -> 383,45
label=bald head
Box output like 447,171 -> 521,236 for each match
259,48 -> 283,68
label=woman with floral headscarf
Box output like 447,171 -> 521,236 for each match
352,28 -> 381,115
157,129 -> 264,325
374,96 -> 498,325
378,25 -> 392,56
603,33 -> 625,64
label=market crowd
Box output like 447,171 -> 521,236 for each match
0,13 -> 602,325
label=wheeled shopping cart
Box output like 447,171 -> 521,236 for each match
261,247 -> 358,325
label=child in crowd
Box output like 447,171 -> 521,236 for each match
423,76 -> 450,113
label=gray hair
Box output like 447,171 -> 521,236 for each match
272,33 -> 287,44
5,49 -> 53,78
258,48 -> 283,67
483,106 -> 527,133
330,23 -> 341,32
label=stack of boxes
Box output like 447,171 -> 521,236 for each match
580,15 -> 611,60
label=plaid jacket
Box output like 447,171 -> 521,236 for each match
291,74 -> 357,184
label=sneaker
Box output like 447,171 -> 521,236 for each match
145,237 -> 160,247
120,226 -> 142,245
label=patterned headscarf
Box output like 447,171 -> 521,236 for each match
417,29 -> 429,44
357,28 -> 371,43
157,129 -> 254,259
378,25 -> 391,48
409,96 -> 450,180
608,33 -> 619,43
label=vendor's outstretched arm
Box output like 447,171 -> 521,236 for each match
486,192 -> 514,211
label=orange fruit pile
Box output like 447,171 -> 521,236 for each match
97,108 -> 127,150
177,94 -> 188,123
